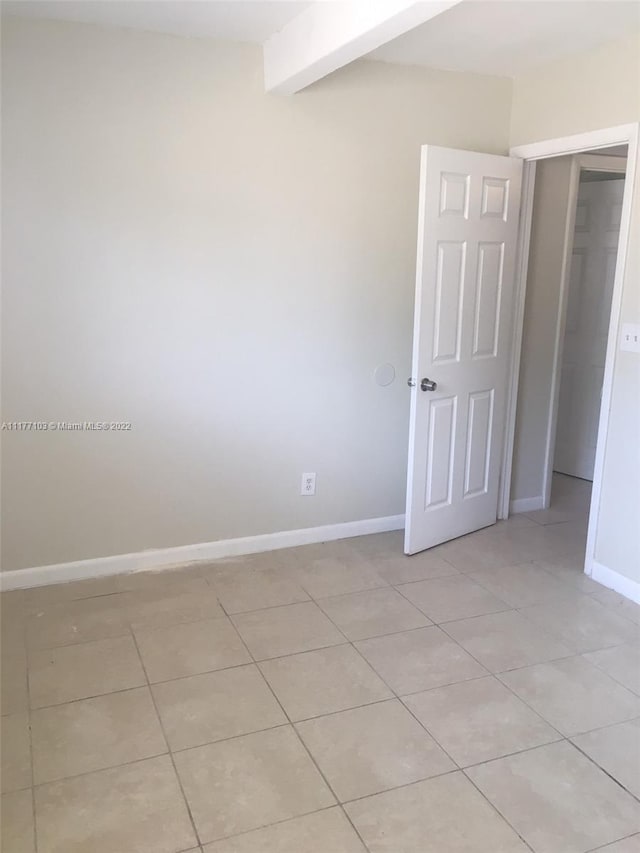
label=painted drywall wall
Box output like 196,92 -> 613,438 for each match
1,17 -> 512,571
511,31 -> 640,582
510,156 -> 573,506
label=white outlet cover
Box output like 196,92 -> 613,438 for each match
620,322 -> 640,353
301,472 -> 316,496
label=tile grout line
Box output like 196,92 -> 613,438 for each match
585,831 -> 640,853
14,552 -> 635,651
127,624 -> 202,851
580,649 -> 640,697
248,637 -> 375,851
310,587 -> 516,850
461,769 -> 538,853
316,599 -> 561,853
313,580 -> 578,788
429,615 -> 640,824
217,596 -> 376,853
23,604 -> 38,853
366,608 -> 561,851
24,672 -> 607,794
390,577 -> 512,624
7,524 -> 638,849
196,804 -> 345,849
28,750 -> 177,789
15,594 -> 638,720
569,734 -> 640,805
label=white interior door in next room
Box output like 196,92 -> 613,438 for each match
405,146 -> 522,555
554,176 -> 625,481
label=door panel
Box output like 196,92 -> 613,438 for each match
425,397 -> 456,509
433,241 -> 466,362
472,242 -> 504,358
554,178 -> 624,481
405,146 -> 522,555
464,389 -> 494,499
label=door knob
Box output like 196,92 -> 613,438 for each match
407,378 -> 416,387
420,378 -> 437,392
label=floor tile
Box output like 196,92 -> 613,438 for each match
398,575 -> 510,623
534,554 -> 605,594
1,589 -> 25,621
444,609 -> 572,672
259,644 -> 391,721
135,617 -> 250,683
404,676 -> 559,767
29,636 -> 146,708
1,644 -> 28,715
469,562 -> 575,608
285,539 -> 363,566
114,565 -> 206,592
467,740 -> 640,853
296,699 -> 454,801
348,530 -> 405,560
26,594 -> 130,649
211,566 -> 309,613
345,771 -> 529,852
435,521 -> 569,573
1,607 -> 24,652
572,719 -> 640,799
590,588 -> 640,626
521,596 -> 639,653
21,576 -> 121,612
522,505 -> 586,526
174,726 -> 334,843
533,519 -> 590,559
1,711 -> 32,792
500,656 -> 640,736
152,664 -> 286,751
584,644 -> 640,695
294,555 -> 387,599
356,626 -> 487,695
35,755 -> 196,853
434,530 -> 524,573
317,587 -> 430,641
31,686 -> 167,784
1,789 -> 35,853
124,579 -> 224,631
202,808 -> 366,852
591,836 -> 640,852
231,601 -> 344,660
373,553 -> 458,585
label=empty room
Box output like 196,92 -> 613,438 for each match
1,2 -> 639,852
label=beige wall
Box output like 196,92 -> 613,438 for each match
511,157 -> 573,506
1,17 -> 512,571
511,31 -> 640,582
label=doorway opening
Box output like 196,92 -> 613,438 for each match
553,161 -> 626,517
504,126 -> 637,590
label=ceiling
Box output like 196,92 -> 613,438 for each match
369,1 -> 640,77
2,1 -> 639,78
0,1 -> 310,43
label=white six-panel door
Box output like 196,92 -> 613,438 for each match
405,146 -> 522,555
554,178 -> 624,481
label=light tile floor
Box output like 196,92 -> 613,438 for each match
2,474 -> 640,853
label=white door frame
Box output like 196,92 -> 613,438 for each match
499,122 -> 639,578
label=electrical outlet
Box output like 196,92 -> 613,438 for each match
620,322 -> 640,353
301,472 -> 316,496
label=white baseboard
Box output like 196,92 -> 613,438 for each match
589,558 -> 640,605
0,514 -> 405,591
509,496 -> 545,514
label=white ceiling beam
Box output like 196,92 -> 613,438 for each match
264,0 -> 465,95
